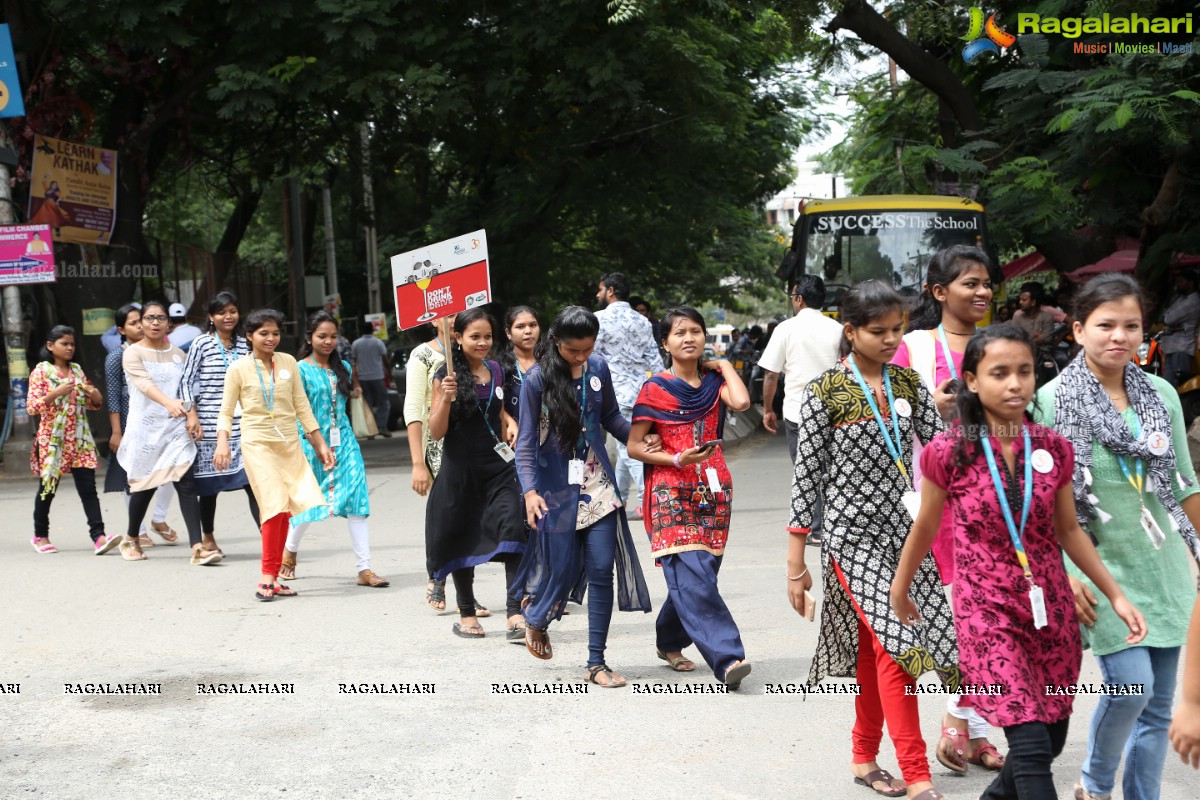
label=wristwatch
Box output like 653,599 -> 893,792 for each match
180,400 -> 194,412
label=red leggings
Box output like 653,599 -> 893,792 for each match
831,558 -> 931,785
261,513 -> 290,577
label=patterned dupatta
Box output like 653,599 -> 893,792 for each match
39,362 -> 95,499
632,370 -> 726,437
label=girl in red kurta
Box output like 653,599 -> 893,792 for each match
27,325 -> 116,554
892,325 -> 1145,799
629,307 -> 752,688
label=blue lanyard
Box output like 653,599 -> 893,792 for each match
476,365 -> 501,444
936,324 -> 960,381
980,427 -> 1034,580
1115,411 -> 1146,499
574,366 -> 590,456
214,336 -> 241,369
252,357 -> 276,419
846,355 -> 908,479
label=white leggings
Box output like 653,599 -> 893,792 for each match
286,515 -> 371,572
943,583 -> 990,739
123,483 -> 176,531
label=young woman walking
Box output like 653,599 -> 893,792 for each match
27,325 -> 114,554
281,311 -> 388,588
787,280 -> 956,800
1033,273 -> 1200,800
501,305 -> 540,425
892,324 -> 1145,799
514,306 -> 652,686
425,308 -> 525,638
628,307 -> 752,688
213,309 -> 333,601
180,291 -> 261,554
118,300 -> 212,564
104,303 -> 180,548
892,245 -> 1005,774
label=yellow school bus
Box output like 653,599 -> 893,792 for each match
778,195 -> 991,312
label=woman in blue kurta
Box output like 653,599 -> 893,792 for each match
514,306 -> 653,687
281,311 -> 388,588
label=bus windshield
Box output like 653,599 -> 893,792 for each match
801,205 -> 986,300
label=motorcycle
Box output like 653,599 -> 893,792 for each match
1035,323 -> 1073,388
1134,330 -> 1166,377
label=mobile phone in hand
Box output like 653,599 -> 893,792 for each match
698,439 -> 722,451
803,590 -> 816,622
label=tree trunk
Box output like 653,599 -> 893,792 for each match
187,188 -> 263,316
827,0 -> 985,135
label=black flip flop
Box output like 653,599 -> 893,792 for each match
255,583 -> 275,602
506,626 -> 526,642
452,622 -> 485,639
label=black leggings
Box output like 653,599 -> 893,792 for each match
33,468 -> 105,541
128,467 -> 202,547
198,487 -> 261,534
981,718 -> 1070,800
452,555 -> 521,618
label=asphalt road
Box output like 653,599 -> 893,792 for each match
0,430 -> 1195,799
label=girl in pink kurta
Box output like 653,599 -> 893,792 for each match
892,324 -> 1145,799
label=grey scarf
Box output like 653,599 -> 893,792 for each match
1053,353 -> 1200,562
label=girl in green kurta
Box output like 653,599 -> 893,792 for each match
1033,274 -> 1200,800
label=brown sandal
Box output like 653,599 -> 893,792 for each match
852,768 -> 905,797
968,742 -> 1005,771
356,569 -> 390,588
279,550 -> 297,580
656,648 -> 697,672
525,625 -> 553,660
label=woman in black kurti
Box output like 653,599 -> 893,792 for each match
426,309 -> 526,639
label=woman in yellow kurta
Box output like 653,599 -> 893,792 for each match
213,309 -> 334,602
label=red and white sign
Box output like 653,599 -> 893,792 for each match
391,229 -> 491,331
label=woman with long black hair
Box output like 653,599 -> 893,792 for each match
513,306 -> 653,686
180,291 -> 261,555
426,308 -> 526,639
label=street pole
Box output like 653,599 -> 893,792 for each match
0,123 -> 30,442
322,184 -> 338,313
360,123 -> 380,315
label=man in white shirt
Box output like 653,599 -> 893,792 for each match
167,302 -> 202,352
595,272 -> 663,519
758,275 -> 842,544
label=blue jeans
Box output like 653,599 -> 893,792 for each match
522,513 -> 617,668
614,406 -> 643,506
1081,645 -> 1181,800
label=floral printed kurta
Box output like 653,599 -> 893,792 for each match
27,361 -> 101,477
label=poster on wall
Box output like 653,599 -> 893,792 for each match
0,224 -> 56,285
27,134 -> 118,245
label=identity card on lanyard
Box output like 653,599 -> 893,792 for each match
478,369 -> 515,463
1115,413 -> 1165,549
568,367 -> 587,484
253,358 -> 288,442
981,428 -> 1047,629
846,356 -> 921,521
327,371 -> 341,448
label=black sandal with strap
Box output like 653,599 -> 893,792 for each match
584,664 -> 626,688
426,579 -> 447,611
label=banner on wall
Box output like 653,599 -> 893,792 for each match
0,224 -> 56,285
28,134 -> 118,245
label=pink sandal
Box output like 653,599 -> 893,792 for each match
936,725 -> 968,775
31,537 -> 58,554
969,742 -> 1005,771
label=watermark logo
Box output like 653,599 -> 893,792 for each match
961,8 -> 1016,63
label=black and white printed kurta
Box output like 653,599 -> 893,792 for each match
791,363 -> 960,689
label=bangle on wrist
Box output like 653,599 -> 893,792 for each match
672,452 -> 683,469
787,567 -> 809,581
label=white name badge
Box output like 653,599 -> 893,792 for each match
172,354 -> 182,364
1031,448 -> 1054,474
278,368 -> 291,381
893,398 -> 912,418
901,490 -> 922,523
1029,585 -> 1048,629
1146,431 -> 1170,455
568,458 -> 585,485
589,375 -> 602,392
494,442 -> 516,462
329,426 -> 341,448
495,386 -> 504,401
705,467 -> 722,495
234,401 -> 243,418
1140,507 -> 1165,549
